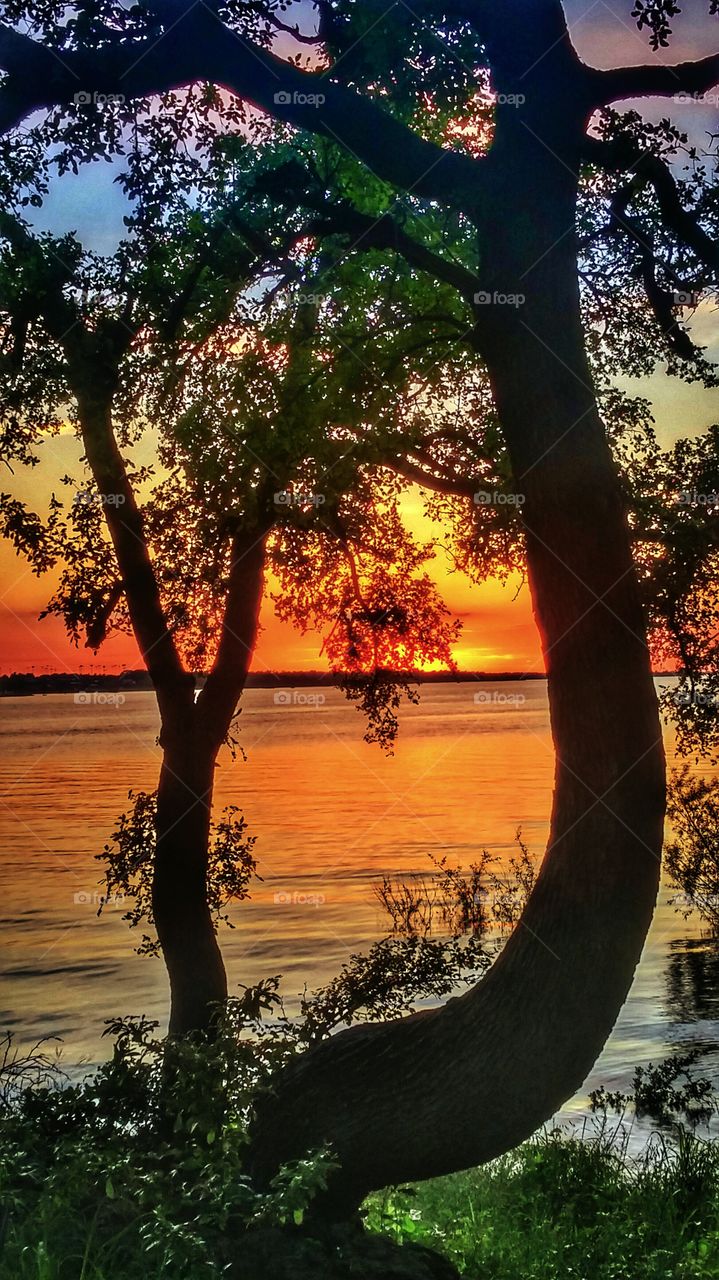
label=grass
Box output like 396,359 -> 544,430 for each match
2,1024 -> 719,1279
366,1124 -> 719,1278
4,1121 -> 719,1277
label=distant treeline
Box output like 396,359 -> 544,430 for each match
0,669 -> 550,697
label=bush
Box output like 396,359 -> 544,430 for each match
666,768 -> 719,933
0,1015 -> 337,1280
3,1021 -> 719,1279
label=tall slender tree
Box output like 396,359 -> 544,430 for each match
0,149 -> 470,1032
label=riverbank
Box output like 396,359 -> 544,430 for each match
2,1029 -> 718,1279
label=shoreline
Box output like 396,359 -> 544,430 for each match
0,669 -> 680,697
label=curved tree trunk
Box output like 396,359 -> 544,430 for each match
247,93 -> 666,1210
249,359 -> 664,1210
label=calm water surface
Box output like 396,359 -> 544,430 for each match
1,679 -> 718,1128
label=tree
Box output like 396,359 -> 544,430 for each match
0,130 -> 469,1032
0,0 -> 718,1211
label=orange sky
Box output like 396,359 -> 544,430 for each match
1,326 -> 717,676
0,480 -> 543,675
0,574 -> 543,675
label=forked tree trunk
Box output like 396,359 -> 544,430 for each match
153,527 -> 267,1036
247,106 -> 666,1211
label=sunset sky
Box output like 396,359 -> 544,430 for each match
1,2 -> 717,675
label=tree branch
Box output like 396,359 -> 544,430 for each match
308,205 -> 479,302
585,137 -> 719,277
606,183 -> 701,361
0,212 -> 192,723
390,455 -> 477,497
0,12 -> 480,207
592,51 -> 719,106
195,524 -> 268,749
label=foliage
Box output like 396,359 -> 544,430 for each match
235,838 -> 538,1045
623,426 -> 719,760
98,792 -> 258,955
367,1121 -> 719,1279
665,768 -> 719,933
589,1048 -> 716,1129
297,932 -> 490,1046
0,1015 -> 338,1280
373,833 -> 537,938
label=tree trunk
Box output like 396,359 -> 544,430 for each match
154,734 -> 228,1036
153,524 -> 267,1036
247,109 -> 665,1211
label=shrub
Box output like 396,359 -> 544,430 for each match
666,768 -> 719,933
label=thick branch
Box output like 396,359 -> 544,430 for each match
308,206 -> 479,303
391,455 -> 477,498
0,13 -> 480,207
592,51 -> 719,106
586,138 -> 719,277
195,525 -> 268,749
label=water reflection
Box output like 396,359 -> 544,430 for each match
665,934 -> 719,1028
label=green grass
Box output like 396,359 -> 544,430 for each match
366,1125 -> 719,1278
4,1125 -> 719,1278
3,1023 -> 719,1279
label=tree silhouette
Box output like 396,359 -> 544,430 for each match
0,126 -> 470,1032
0,0 -> 718,1210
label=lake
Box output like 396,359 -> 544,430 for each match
2,679 -> 718,1129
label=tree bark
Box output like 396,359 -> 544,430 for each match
154,733 -> 228,1036
155,527 -> 267,1036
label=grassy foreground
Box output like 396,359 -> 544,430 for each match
367,1126 -> 719,1279
2,1022 -> 719,1279
3,1121 -> 719,1278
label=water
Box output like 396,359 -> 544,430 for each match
1,679 -> 718,1126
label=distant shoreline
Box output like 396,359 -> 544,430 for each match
0,669 -> 678,696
